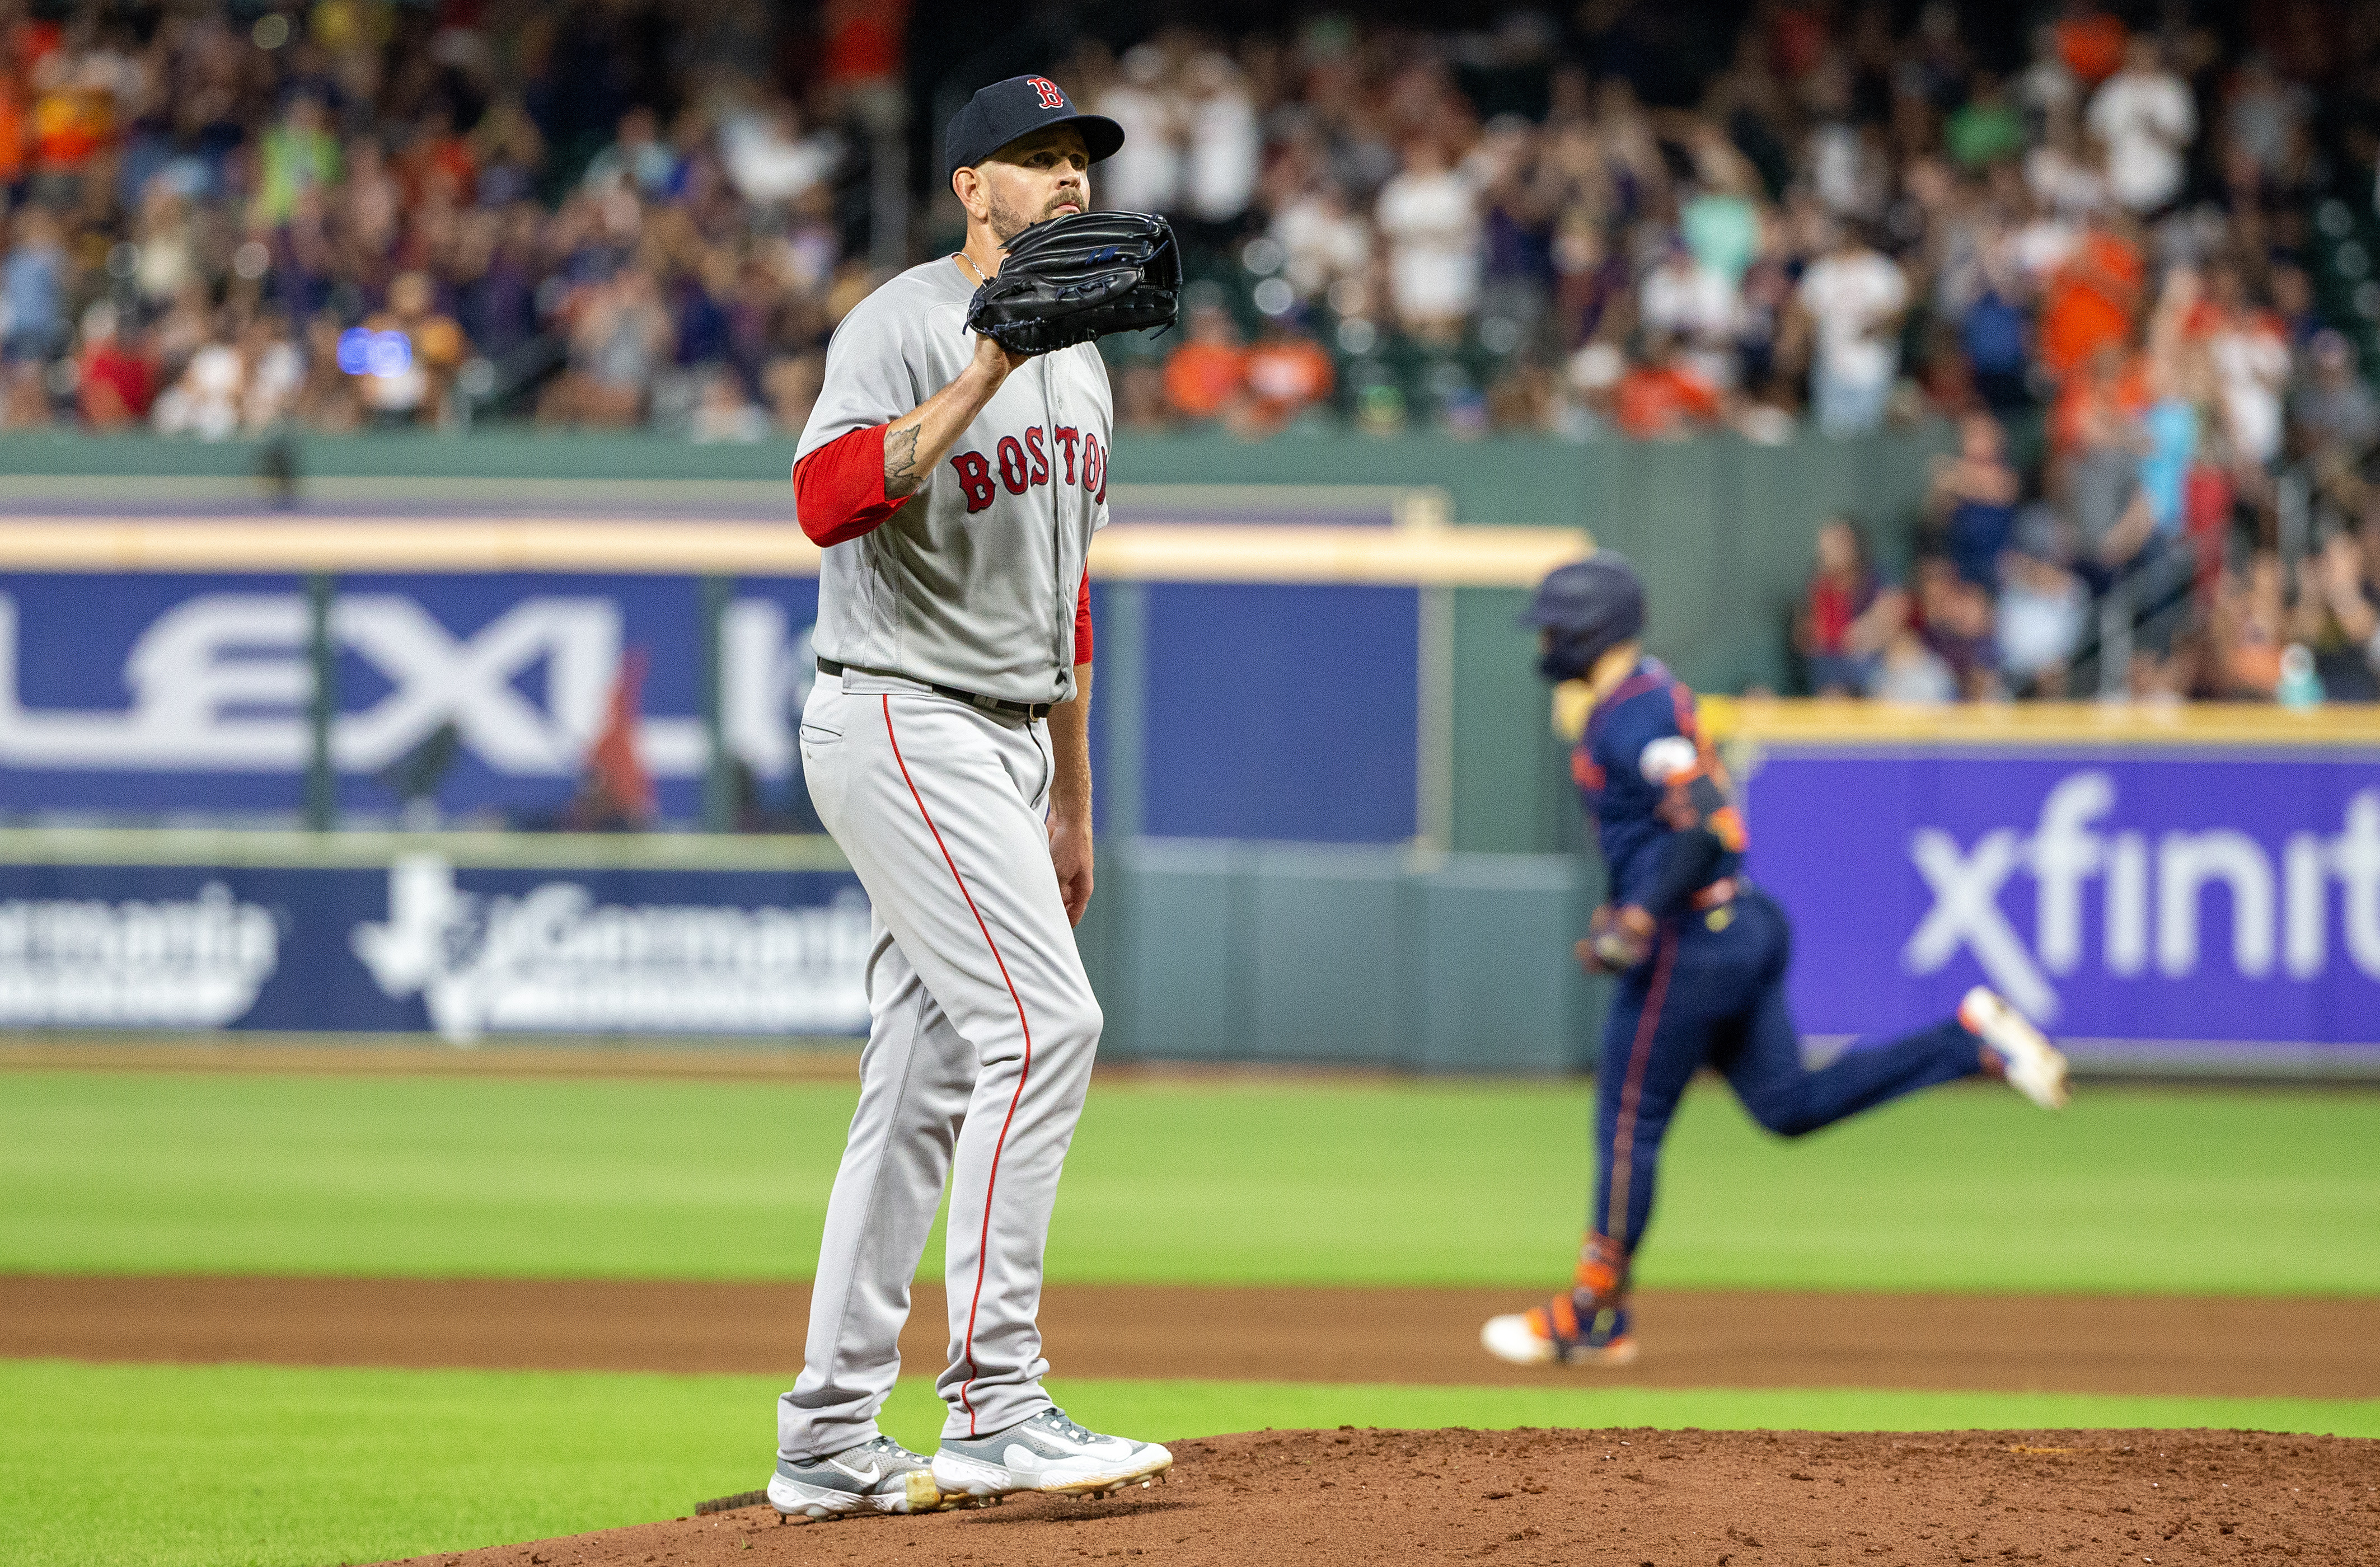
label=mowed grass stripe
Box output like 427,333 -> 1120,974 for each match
1,1070 -> 2375,1292
5,1359 -> 2376,1567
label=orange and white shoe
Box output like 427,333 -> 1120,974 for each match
1961,986 -> 2070,1110
1482,1288 -> 1637,1367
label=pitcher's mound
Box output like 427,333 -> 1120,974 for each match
377,1426 -> 2374,1566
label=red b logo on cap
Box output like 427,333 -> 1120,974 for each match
1028,77 -> 1065,109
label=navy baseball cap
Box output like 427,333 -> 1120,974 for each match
944,74 -> 1124,181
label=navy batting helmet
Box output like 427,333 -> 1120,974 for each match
1521,554 -> 1645,682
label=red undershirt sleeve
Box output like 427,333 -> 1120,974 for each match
792,424 -> 913,547
1074,571 -> 1094,665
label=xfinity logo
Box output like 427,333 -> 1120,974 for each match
0,593 -> 812,778
1904,772 -> 2380,1021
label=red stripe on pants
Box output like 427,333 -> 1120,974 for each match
1604,929 -> 1677,1245
883,696 -> 1034,1435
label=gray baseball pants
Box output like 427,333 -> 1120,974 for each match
777,670 -> 1102,1462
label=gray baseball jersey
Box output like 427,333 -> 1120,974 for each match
797,256 -> 1112,705
778,255 -> 1111,1465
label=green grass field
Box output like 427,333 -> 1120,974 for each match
4,1071 -> 2377,1292
6,1068 -> 2377,1566
7,1360 -> 2374,1567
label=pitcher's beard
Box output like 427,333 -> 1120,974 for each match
989,191 -> 1082,245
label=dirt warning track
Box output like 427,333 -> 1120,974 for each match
6,1275 -> 2375,1399
369,1428 -> 2380,1567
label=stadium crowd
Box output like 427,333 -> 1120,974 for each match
1,2 -> 2378,700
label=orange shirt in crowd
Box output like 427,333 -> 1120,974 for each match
2037,230 -> 2142,382
1614,362 -> 1721,439
1243,336 -> 1333,422
32,68 -> 112,172
2049,354 -> 2148,455
2055,12 -> 2126,85
1164,340 -> 1248,420
0,75 -> 26,182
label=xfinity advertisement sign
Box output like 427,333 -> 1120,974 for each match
1746,750 -> 2380,1058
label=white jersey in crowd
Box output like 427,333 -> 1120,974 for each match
2087,67 -> 2195,214
798,255 -> 1112,706
1797,247 -> 1909,390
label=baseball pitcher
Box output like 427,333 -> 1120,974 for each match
766,76 -> 1178,1519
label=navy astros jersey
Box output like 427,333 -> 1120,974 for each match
1572,656 -> 1745,911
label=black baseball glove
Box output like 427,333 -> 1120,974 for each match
966,210 -> 1182,357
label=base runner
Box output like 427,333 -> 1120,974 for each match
1482,555 -> 2072,1369
765,76 -> 1174,1519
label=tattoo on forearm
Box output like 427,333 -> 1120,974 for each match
885,425 -> 923,498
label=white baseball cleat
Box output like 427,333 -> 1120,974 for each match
766,1435 -> 945,1519
1960,986 -> 2070,1110
932,1407 -> 1173,1500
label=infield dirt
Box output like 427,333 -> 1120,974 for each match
371,1427 -> 2378,1566
10,1275 -> 2377,1397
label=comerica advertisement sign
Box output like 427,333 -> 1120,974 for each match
1735,723 -> 2380,1068
0,853 -> 871,1043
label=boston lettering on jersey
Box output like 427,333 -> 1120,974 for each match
949,425 -> 1108,514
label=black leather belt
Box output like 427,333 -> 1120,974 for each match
816,657 -> 1055,720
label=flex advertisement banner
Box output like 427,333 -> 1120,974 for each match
0,573 -> 1421,842
0,573 -> 822,823
0,856 -> 870,1041
1741,746 -> 2380,1063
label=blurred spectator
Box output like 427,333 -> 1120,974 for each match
291,312 -> 363,433
151,331 -> 243,439
689,366 -> 769,443
2087,37 -> 2195,215
1794,221 -> 1908,435
74,302 -> 151,428
1241,323 -> 1333,430
1639,240 -> 1741,395
1,204 -> 65,363
2294,332 -> 2380,465
1870,623 -> 1959,703
1796,517 -> 1901,696
252,95 -> 340,229
239,311 -> 304,433
2212,551 -> 2291,698
1613,336 -> 1722,440
2036,208 -> 2140,383
1930,411 -> 2022,587
1182,52 -> 1259,237
538,268 -> 673,427
1095,44 -> 1183,214
584,107 -> 678,201
359,271 -> 468,426
1161,299 -> 1247,421
719,96 -> 835,208
2307,526 -> 2380,703
1271,180 -> 1370,306
1914,555 -> 2003,699
1375,138 -> 1478,343
2200,261 -> 2290,473
1995,515 -> 2088,697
